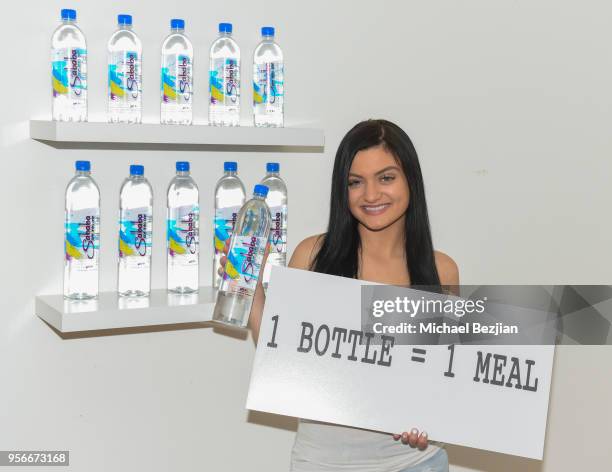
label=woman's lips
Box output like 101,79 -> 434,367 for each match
360,203 -> 391,216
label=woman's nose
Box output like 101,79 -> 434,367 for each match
363,181 -> 382,202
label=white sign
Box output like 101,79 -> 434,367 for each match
246,267 -> 555,460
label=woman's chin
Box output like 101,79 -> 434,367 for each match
358,217 -> 395,232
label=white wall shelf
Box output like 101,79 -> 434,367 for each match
35,287 -> 218,334
29,119 -> 324,152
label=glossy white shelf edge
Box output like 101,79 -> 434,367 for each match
35,287 -> 217,333
29,119 -> 324,149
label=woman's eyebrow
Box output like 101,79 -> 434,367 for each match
375,166 -> 400,175
348,166 -> 400,178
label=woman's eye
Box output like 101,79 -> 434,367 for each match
348,179 -> 361,187
380,174 -> 396,182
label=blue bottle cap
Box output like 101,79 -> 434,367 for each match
254,184 -> 269,197
130,164 -> 144,176
261,26 -> 275,37
75,160 -> 90,171
266,162 -> 279,173
118,14 -> 133,26
171,18 -> 185,30
219,22 -> 232,34
61,9 -> 76,21
224,161 -> 237,172
176,161 -> 190,172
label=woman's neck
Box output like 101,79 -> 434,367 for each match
357,215 -> 406,259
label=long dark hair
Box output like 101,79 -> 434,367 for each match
312,119 -> 440,286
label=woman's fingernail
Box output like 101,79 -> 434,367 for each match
411,428 -> 418,435
421,431 -> 428,438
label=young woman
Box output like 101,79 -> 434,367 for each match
221,119 -> 459,471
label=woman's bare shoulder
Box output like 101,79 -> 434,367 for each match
288,234 -> 325,270
434,251 -> 460,286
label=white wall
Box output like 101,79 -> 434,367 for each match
1,0 -> 611,470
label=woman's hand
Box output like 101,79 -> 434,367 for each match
392,429 -> 428,449
217,239 -> 230,278
218,237 -> 271,344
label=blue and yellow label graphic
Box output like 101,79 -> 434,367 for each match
167,205 -> 199,258
65,208 -> 99,268
209,57 -> 239,105
161,54 -> 192,104
119,207 -> 152,258
214,205 -> 241,255
109,51 -> 140,102
253,62 -> 284,106
52,48 -> 87,98
225,235 -> 266,289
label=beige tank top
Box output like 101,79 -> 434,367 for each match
291,419 -> 441,472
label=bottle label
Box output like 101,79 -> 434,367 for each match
209,57 -> 240,105
214,205 -> 241,254
225,235 -> 266,289
119,207 -> 152,261
268,205 -> 287,254
253,62 -> 284,107
52,48 -> 87,100
161,54 -> 193,105
65,208 -> 99,271
109,51 -> 141,105
167,204 -> 199,262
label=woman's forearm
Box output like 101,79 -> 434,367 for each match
247,282 -> 266,345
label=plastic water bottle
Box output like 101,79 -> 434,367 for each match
108,14 -> 142,123
160,19 -> 193,125
260,163 -> 287,288
212,185 -> 271,328
64,161 -> 99,299
213,162 -> 246,288
118,165 -> 153,297
253,27 -> 284,127
52,9 -> 87,122
167,161 -> 199,293
209,23 -> 240,126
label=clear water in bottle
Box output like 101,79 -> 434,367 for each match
209,22 -> 240,126
260,162 -> 287,288
64,160 -> 99,299
213,162 -> 246,288
160,19 -> 193,125
167,161 -> 199,293
212,185 -> 271,328
253,26 -> 284,127
118,165 -> 153,297
108,14 -> 142,123
52,9 -> 87,122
